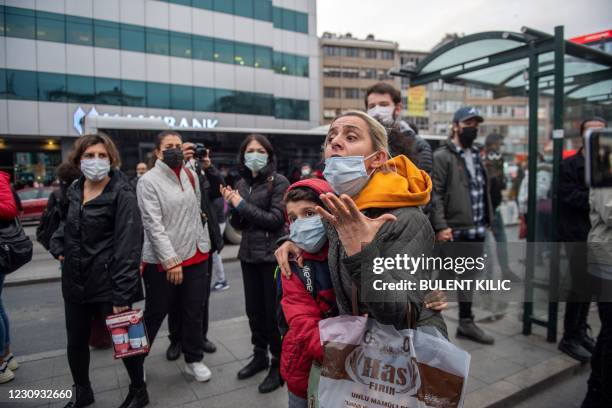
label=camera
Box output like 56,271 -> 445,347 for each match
193,143 -> 208,160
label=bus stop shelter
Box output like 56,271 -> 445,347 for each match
392,26 -> 612,341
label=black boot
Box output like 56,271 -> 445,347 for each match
202,339 -> 217,354
166,342 -> 181,361
237,349 -> 269,380
64,384 -> 94,408
258,358 -> 283,394
118,384 -> 149,408
581,325 -> 596,354
457,318 -> 495,345
559,337 -> 591,363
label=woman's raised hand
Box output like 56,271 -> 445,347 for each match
220,185 -> 242,207
316,193 -> 396,257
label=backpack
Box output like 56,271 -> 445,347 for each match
0,188 -> 33,274
36,190 -> 62,251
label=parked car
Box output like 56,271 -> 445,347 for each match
17,187 -> 54,223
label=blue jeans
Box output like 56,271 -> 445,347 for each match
0,274 -> 9,354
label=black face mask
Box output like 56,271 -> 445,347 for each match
162,148 -> 184,169
459,127 -> 478,148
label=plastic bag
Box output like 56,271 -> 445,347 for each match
105,309 -> 150,359
318,315 -> 470,408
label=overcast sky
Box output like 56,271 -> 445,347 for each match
316,0 -> 612,51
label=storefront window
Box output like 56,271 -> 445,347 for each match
66,15 -> 93,46
36,10 -> 65,42
94,20 -> 120,49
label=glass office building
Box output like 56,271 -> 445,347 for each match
0,0 -> 320,184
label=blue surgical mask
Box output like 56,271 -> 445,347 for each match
80,158 -> 110,182
323,152 -> 378,197
289,215 -> 327,253
244,152 -> 268,172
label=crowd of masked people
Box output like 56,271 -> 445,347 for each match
0,81 -> 610,408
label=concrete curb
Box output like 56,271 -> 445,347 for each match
466,354 -> 587,408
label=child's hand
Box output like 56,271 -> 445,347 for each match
424,290 -> 448,311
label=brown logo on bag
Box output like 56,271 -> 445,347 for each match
344,344 -> 420,397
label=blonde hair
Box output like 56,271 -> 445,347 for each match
326,110 -> 389,153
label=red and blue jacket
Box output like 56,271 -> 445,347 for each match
277,247 -> 337,398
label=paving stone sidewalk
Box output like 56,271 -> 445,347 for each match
0,303 -> 594,408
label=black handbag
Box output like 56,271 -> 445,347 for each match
0,217 -> 33,274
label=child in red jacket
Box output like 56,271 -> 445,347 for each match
277,178 -> 336,407
278,178 -> 448,407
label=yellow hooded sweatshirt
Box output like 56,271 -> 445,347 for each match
353,154 -> 432,211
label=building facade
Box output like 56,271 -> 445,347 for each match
320,33 -> 399,123
0,0 -> 320,185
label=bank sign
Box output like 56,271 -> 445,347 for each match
73,106 -> 219,135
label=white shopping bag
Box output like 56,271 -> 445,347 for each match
318,315 -> 470,408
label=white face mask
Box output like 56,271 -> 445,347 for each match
81,158 -> 110,182
367,105 -> 395,127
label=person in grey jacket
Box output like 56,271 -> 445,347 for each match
431,106 -> 495,345
582,187 -> 612,408
220,133 -> 289,394
276,110 -> 447,336
137,131 -> 212,383
365,82 -> 433,174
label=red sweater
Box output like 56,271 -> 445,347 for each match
143,166 -> 209,272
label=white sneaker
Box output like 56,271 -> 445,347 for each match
6,354 -> 19,371
184,362 -> 212,382
0,362 -> 15,384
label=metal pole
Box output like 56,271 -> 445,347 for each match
523,40 -> 539,335
547,25 -> 565,343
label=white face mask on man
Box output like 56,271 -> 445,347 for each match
367,105 -> 395,127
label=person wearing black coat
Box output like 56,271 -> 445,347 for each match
220,134 -> 289,394
558,117 -> 607,364
50,134 -> 147,408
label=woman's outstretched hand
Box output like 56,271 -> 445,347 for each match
316,193 -> 396,257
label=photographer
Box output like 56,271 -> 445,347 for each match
166,142 -> 225,360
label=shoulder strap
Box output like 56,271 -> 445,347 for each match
184,167 -> 197,192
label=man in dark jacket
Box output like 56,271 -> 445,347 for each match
431,106 -> 495,344
558,117 -> 607,363
365,82 -> 433,174
166,144 -> 225,360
